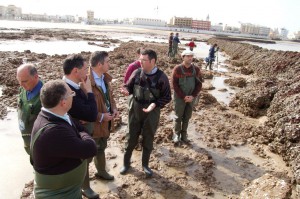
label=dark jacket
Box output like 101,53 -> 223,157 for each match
67,84 -> 98,122
31,110 -> 97,175
125,68 -> 172,108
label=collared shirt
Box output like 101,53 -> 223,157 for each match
62,76 -> 80,90
144,66 -> 158,75
27,80 -> 43,100
41,107 -> 72,126
92,70 -> 106,93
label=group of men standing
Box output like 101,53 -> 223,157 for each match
16,45 -> 202,198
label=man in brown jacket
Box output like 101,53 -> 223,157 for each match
89,51 -> 119,180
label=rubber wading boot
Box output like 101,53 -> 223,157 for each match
120,151 -> 132,175
181,132 -> 190,143
82,164 -> 99,199
172,133 -> 180,143
142,150 -> 153,177
94,152 -> 114,180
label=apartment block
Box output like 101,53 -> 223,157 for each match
132,18 -> 166,26
191,20 -> 211,30
0,5 -> 22,19
169,16 -> 192,28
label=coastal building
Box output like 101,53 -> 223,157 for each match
269,28 -> 280,40
132,17 -> 166,26
0,6 -> 6,17
191,20 -> 211,30
87,10 -> 94,24
295,31 -> 300,40
241,23 -> 270,37
280,28 -> 289,40
211,23 -> 223,32
169,16 -> 192,28
224,25 -> 240,33
0,5 -> 22,19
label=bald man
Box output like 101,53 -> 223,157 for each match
16,63 -> 43,155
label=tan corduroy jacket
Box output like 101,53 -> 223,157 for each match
90,70 -> 116,138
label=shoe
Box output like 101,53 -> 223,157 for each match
82,188 -> 99,199
120,165 -> 130,175
143,165 -> 153,178
181,137 -> 191,143
173,134 -> 180,143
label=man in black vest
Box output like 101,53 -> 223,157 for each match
120,49 -> 171,177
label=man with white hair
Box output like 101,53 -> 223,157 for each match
171,50 -> 202,143
16,63 -> 43,155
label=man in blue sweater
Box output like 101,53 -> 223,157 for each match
63,54 -> 99,199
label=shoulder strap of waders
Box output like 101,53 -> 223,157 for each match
146,69 -> 163,100
30,123 -> 57,165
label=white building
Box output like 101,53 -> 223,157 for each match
241,23 -> 270,36
224,25 -> 240,33
132,17 -> 166,27
0,5 -> 22,19
0,6 -> 6,17
295,31 -> 300,40
258,26 -> 271,37
87,10 -> 94,23
280,28 -> 289,40
210,23 -> 223,32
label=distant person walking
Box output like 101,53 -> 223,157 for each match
172,50 -> 202,143
167,32 -> 174,57
30,80 -> 97,199
16,63 -> 43,155
205,44 -> 218,70
187,39 -> 197,51
171,33 -> 181,57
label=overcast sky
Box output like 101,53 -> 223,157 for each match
2,0 -> 300,35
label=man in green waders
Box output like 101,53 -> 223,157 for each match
119,49 -> 171,177
31,80 -> 97,199
16,63 -> 43,155
63,54 -> 99,199
172,49 -> 202,143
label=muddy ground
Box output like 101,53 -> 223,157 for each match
0,28 -> 298,198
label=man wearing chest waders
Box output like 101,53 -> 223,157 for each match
172,49 -> 202,144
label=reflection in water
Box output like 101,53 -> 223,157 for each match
208,76 -> 237,105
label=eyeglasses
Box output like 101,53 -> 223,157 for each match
64,91 -> 76,99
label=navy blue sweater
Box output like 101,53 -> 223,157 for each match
67,84 -> 98,122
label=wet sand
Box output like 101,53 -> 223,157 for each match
0,26 -> 298,198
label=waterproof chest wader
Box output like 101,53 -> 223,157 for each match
174,65 -> 196,142
18,88 -> 41,154
172,41 -> 179,57
121,69 -> 161,176
30,124 -> 87,199
94,84 -> 115,180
